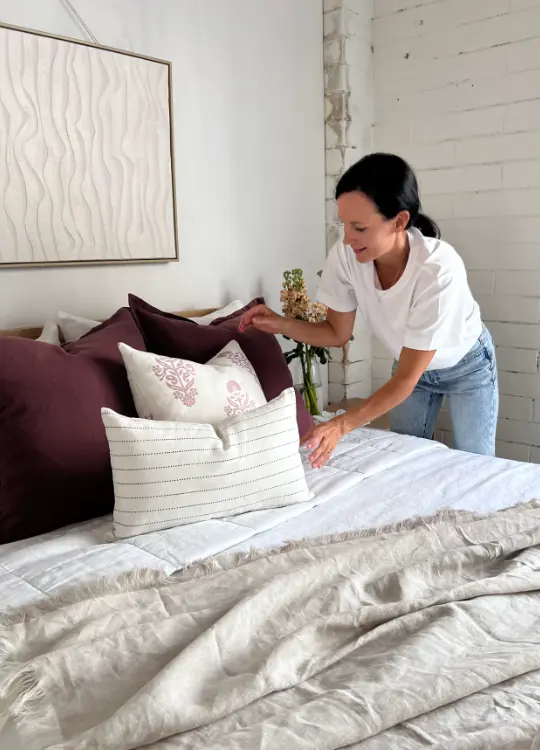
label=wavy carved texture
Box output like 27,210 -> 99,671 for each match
0,27 -> 176,265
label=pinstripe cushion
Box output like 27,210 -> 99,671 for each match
101,388 -> 311,539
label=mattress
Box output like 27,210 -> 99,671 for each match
2,427 -> 540,749
2,428 -> 539,615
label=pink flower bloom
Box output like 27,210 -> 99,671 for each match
152,358 -> 198,407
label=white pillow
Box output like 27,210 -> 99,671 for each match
54,302 -> 244,343
189,300 -> 245,325
57,311 -> 100,342
102,388 -> 310,538
119,339 -> 266,425
36,320 -> 61,346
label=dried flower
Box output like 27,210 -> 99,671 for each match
281,269 -> 327,324
281,269 -> 329,417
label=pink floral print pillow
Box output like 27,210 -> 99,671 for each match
118,340 -> 266,425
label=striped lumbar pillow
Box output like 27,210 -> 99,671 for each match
101,387 -> 311,539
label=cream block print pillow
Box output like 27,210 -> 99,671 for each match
102,388 -> 310,538
119,340 -> 266,425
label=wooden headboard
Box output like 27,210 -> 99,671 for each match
0,309 -> 218,340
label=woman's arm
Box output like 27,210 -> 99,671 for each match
239,305 -> 356,348
304,347 -> 436,468
342,347 -> 435,431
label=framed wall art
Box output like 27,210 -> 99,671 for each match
0,22 -> 178,268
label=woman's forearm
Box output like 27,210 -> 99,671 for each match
281,317 -> 349,348
342,375 -> 416,432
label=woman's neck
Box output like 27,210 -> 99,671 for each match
376,231 -> 409,270
374,232 -> 410,290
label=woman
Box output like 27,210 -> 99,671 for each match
240,153 -> 498,468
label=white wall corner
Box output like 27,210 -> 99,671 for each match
324,0 -> 373,400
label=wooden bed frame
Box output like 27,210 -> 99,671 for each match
0,309 -> 218,340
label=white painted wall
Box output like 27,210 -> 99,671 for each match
373,0 -> 540,462
0,0 -> 326,331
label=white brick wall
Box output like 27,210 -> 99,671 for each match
373,0 -> 540,461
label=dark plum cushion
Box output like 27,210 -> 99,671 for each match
0,308 -> 146,543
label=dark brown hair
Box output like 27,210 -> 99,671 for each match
335,152 -> 440,239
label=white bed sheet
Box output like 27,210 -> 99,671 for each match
2,428 -> 540,749
229,432 -> 540,552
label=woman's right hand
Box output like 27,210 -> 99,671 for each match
238,304 -> 285,335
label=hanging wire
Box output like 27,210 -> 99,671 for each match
61,0 -> 99,44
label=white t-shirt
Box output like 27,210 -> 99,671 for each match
317,228 -> 483,371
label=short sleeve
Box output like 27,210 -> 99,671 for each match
404,267 -> 469,351
316,243 -> 358,313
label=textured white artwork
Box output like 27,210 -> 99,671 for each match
0,24 -> 178,267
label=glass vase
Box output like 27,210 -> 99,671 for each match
292,345 -> 321,416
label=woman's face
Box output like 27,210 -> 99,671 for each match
337,191 -> 408,263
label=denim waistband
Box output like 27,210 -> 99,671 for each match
478,326 -> 490,343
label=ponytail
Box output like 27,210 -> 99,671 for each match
411,212 -> 440,239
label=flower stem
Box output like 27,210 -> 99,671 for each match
303,345 -> 320,416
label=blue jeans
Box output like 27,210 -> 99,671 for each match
389,329 -> 499,456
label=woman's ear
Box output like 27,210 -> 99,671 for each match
395,210 -> 410,233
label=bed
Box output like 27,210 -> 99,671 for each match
2,312 -> 540,749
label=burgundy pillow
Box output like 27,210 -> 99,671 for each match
0,308 -> 146,543
129,295 -> 314,437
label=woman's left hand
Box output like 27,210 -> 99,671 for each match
301,416 -> 347,469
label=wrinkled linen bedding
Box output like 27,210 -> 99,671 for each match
3,502 -> 540,749
3,428 -> 540,748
